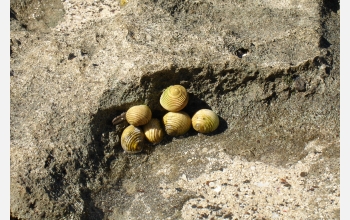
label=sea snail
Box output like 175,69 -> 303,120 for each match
163,111 -> 192,136
160,85 -> 189,112
192,109 -> 219,133
121,125 -> 145,153
126,105 -> 152,126
143,118 -> 164,144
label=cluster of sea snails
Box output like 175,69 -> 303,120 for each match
118,85 -> 220,153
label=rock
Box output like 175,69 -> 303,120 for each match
10,0 -> 339,219
294,77 -> 306,92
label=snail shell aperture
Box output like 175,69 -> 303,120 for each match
192,109 -> 219,133
163,111 -> 191,136
160,85 -> 189,112
121,125 -> 145,153
143,118 -> 164,144
126,105 -> 152,126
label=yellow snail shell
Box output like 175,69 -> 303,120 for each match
143,118 -> 164,144
163,111 -> 191,136
160,85 -> 189,112
121,125 -> 145,153
126,105 -> 152,126
192,109 -> 219,133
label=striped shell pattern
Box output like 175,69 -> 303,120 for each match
160,85 -> 189,112
121,125 -> 145,153
126,105 -> 152,126
192,109 -> 219,133
143,118 -> 165,144
163,111 -> 192,136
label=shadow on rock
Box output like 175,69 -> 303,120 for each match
207,115 -> 228,136
81,189 -> 105,220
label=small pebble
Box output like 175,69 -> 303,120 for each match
214,186 -> 222,193
300,172 -> 308,177
294,77 -> 306,92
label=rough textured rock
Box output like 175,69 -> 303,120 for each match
10,0 -> 339,219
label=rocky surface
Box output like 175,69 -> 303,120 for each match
10,0 -> 340,219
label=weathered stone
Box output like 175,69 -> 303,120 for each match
11,0 -> 339,219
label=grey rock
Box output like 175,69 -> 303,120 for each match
11,0 -> 339,219
294,77 -> 306,92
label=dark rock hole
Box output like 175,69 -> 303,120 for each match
10,8 -> 17,20
319,36 -> 332,49
235,48 -> 249,58
322,0 -> 339,13
68,53 -> 76,60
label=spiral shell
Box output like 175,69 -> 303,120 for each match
121,125 -> 145,153
126,105 -> 152,126
163,111 -> 191,136
192,109 -> 219,133
160,85 -> 189,112
143,118 -> 164,144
